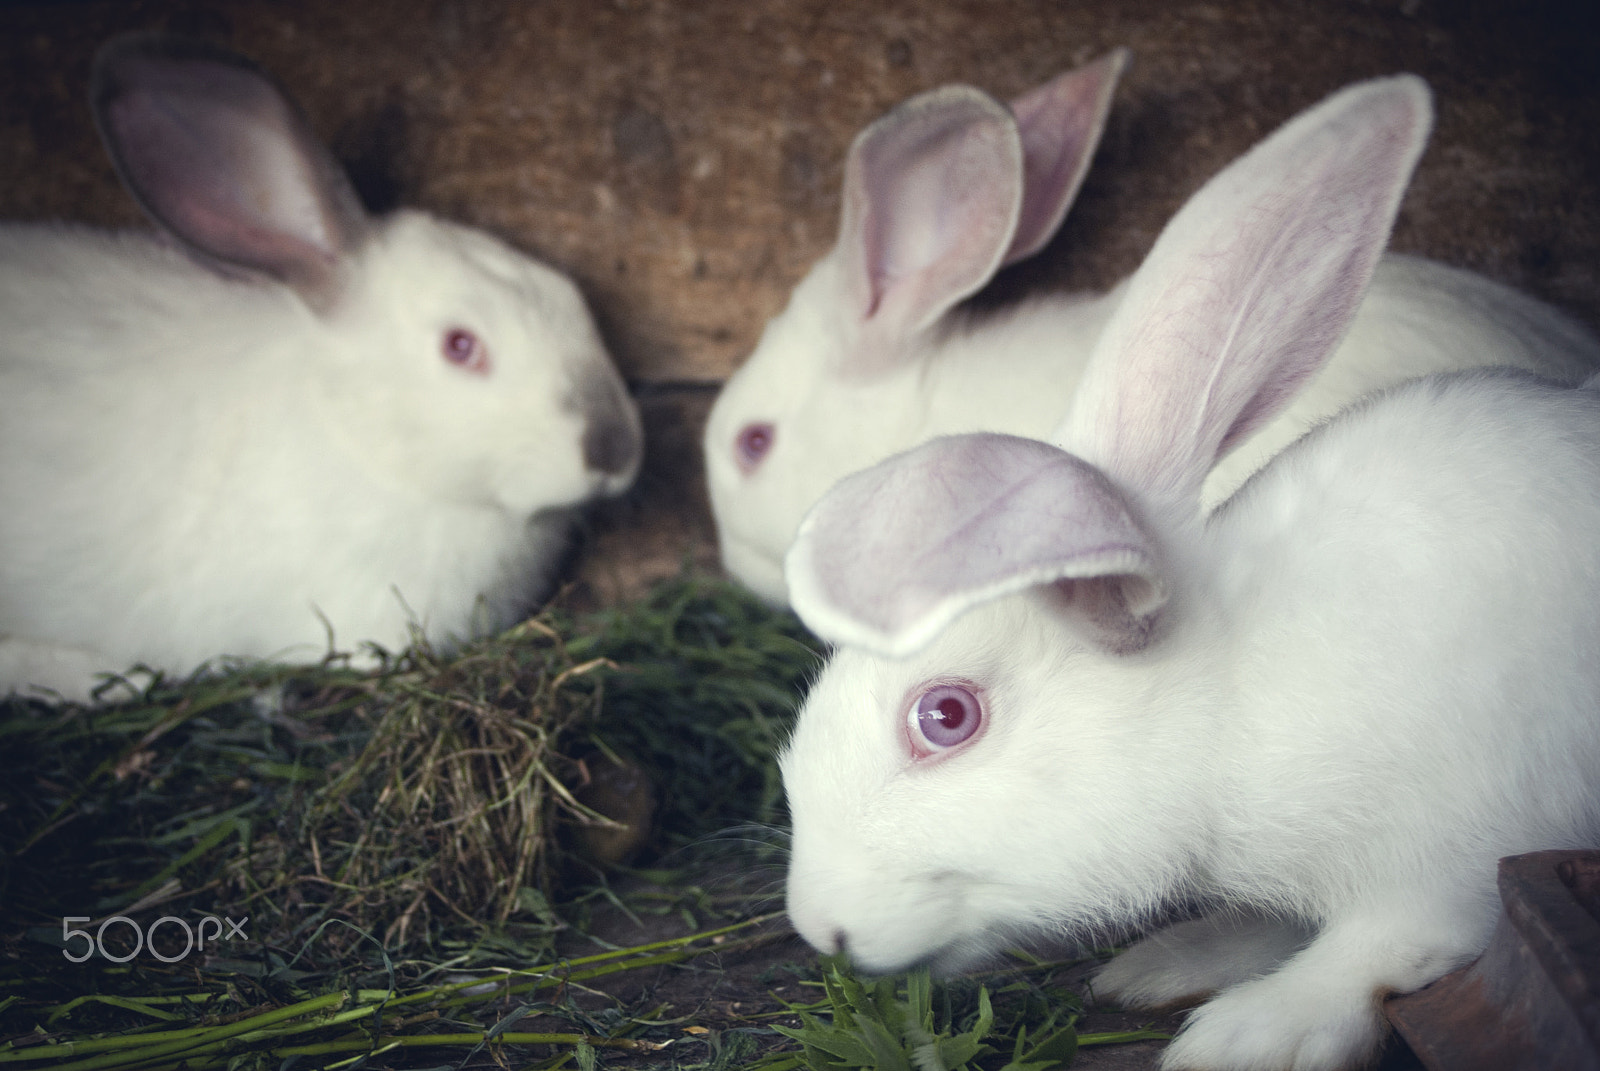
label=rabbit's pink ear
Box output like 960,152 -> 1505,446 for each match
1002,49 -> 1129,266
91,33 -> 367,311
1055,76 -> 1433,509
785,433 -> 1165,658
837,85 -> 1023,372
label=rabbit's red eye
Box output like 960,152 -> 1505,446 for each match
442,327 -> 489,375
736,422 -> 775,474
908,684 -> 983,756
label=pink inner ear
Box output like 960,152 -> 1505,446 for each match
785,433 -> 1165,658
836,85 -> 1023,369
1003,48 -> 1129,266
94,39 -> 367,306
1052,76 -> 1433,509
109,90 -> 339,274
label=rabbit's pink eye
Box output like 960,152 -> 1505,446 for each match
908,684 -> 983,755
442,327 -> 489,375
736,422 -> 775,474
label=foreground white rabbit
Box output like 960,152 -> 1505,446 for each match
779,75 -> 1600,1071
0,33 -> 643,700
705,54 -> 1600,605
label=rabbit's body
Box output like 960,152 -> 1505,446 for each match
705,57 -> 1600,606
717,254 -> 1600,600
789,373 -> 1600,955
0,36 -> 641,699
793,392 -> 1600,1060
1110,370 -> 1600,1063
780,76 -> 1600,1070
1199,372 -> 1600,918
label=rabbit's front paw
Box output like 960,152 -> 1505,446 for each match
1160,973 -> 1384,1071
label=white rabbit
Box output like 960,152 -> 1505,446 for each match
0,33 -> 643,701
704,53 -> 1600,605
779,75 -> 1600,1071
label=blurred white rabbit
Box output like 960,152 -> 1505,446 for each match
780,75 -> 1600,1071
0,33 -> 643,700
705,52 -> 1600,604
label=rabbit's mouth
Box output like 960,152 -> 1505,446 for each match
788,862 -> 1012,976
838,922 -> 1007,979
713,529 -> 788,607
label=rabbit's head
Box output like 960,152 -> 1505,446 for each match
310,211 -> 640,515
780,75 -> 1433,971
91,32 -> 642,518
782,584 -> 1214,972
704,54 -> 1127,603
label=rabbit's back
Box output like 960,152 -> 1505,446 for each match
0,223 -> 295,375
0,222 -> 300,651
1208,369 -> 1600,911
1202,255 -> 1600,506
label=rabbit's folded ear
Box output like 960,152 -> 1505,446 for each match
91,32 -> 368,310
785,432 -> 1165,658
1003,48 -> 1129,266
1055,76 -> 1434,510
837,85 -> 1023,373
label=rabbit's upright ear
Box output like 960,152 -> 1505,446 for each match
1002,49 -> 1129,266
91,33 -> 368,310
1055,76 -> 1434,510
836,85 -> 1023,373
786,77 -> 1434,658
785,432 -> 1165,658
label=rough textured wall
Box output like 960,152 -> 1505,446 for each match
3,0 -> 1597,602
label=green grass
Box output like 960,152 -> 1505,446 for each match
0,913 -> 790,1070
761,958 -> 1169,1071
0,572 -> 1167,1069
1,573 -> 819,971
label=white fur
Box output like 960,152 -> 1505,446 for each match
705,62 -> 1600,605
0,36 -> 641,700
778,76 -> 1600,1071
785,380 -> 1600,1069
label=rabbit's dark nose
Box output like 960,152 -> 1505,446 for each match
577,372 -> 644,481
584,412 -> 642,478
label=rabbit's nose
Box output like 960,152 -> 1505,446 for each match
578,373 -> 644,484
583,409 -> 641,479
